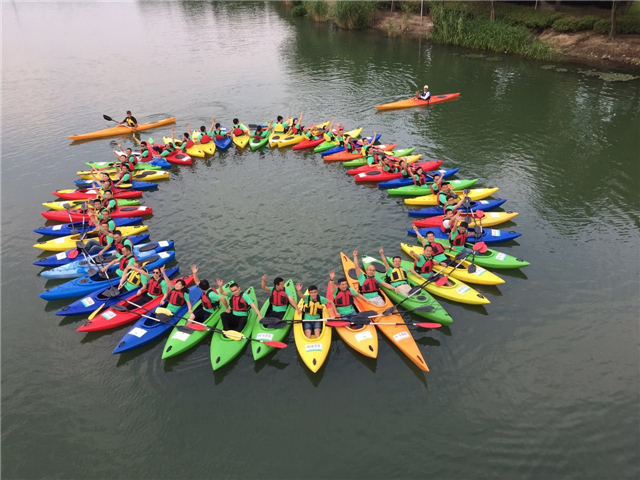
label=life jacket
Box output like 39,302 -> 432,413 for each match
125,117 -> 136,127
103,198 -> 115,212
303,295 -> 324,316
386,267 -> 408,283
414,174 -> 427,186
200,133 -> 212,144
127,156 -> 137,171
253,131 -> 264,139
384,164 -> 400,174
125,269 -> 142,287
429,242 -> 445,256
98,230 -> 109,246
345,141 -> 355,152
118,253 -> 136,272
147,276 -> 164,297
291,124 -> 299,134
414,255 -> 434,275
115,238 -> 133,254
213,130 -> 225,139
270,289 -> 289,307
141,148 -> 151,160
451,230 -> 468,246
201,288 -> 219,310
233,126 -> 245,136
359,276 -> 380,294
230,294 -> 248,313
183,139 -> 195,149
168,288 -> 185,307
333,289 -> 355,307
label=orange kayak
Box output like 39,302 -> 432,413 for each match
375,93 -> 460,111
68,117 -> 176,141
340,252 -> 429,372
323,144 -> 398,162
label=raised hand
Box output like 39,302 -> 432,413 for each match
216,278 -> 224,288
353,249 -> 358,257
295,281 -> 303,291
190,264 -> 198,274
329,270 -> 336,281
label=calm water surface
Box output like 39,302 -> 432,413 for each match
2,2 -> 639,479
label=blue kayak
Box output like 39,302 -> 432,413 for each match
74,179 -> 158,191
41,241 -> 175,280
408,227 -> 521,244
34,217 -> 142,237
40,251 -> 176,301
55,266 -> 180,316
321,134 -> 382,157
34,234 -> 150,268
214,127 -> 232,150
408,198 -> 507,218
113,284 -> 202,354
378,168 -> 459,189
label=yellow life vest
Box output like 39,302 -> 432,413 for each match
387,267 -> 407,283
126,270 -> 142,287
303,296 -> 325,317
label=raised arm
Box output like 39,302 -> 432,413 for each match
412,225 -> 426,247
209,117 -> 216,133
353,249 -> 363,276
379,246 -> 391,270
191,264 -> 200,285
260,274 -> 270,293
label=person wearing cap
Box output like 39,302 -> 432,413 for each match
119,111 -> 138,128
418,85 -> 431,102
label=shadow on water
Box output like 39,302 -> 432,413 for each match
498,269 -> 529,280
296,355 -> 328,387
58,315 -> 85,327
253,353 -> 290,373
211,350 -> 249,385
334,337 -> 378,374
378,335 -> 428,388
115,339 -> 165,366
162,342 -> 208,372
416,335 -> 441,348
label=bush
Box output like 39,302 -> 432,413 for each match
552,15 -> 599,32
306,0 -> 329,22
498,4 -> 563,29
594,15 -> 640,35
400,1 -> 421,14
292,4 -> 307,17
332,1 -> 377,30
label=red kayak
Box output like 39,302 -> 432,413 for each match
76,275 -> 195,332
292,138 -> 325,150
324,144 -> 397,162
354,161 -> 444,183
53,189 -> 143,200
151,144 -> 193,165
42,205 -> 153,222
349,160 -> 442,176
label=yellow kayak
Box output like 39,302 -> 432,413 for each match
269,123 -> 286,147
33,225 -> 148,252
404,187 -> 499,206
42,199 -> 139,211
163,137 -> 206,158
191,131 -> 216,155
76,170 -> 170,181
277,121 -> 330,148
401,244 -> 504,286
293,292 -> 332,373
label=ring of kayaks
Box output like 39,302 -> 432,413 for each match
38,107 -> 529,375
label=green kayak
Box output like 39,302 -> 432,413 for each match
86,161 -> 163,171
387,179 -> 479,197
210,286 -> 258,371
360,255 -> 453,326
250,136 -> 269,151
251,279 -> 297,361
313,140 -> 339,153
342,148 -> 416,168
433,239 -> 531,269
161,281 -> 233,360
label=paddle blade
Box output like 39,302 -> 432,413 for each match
473,242 -> 488,253
222,330 -> 243,341
111,304 -> 127,312
475,210 -> 485,218
103,114 -> 114,121
412,305 -> 435,312
382,306 -> 397,316
87,267 -> 99,277
415,322 -> 442,328
156,313 -> 171,322
408,285 -> 423,296
87,304 -> 104,320
103,287 -> 120,298
463,188 -> 470,195
352,310 -> 376,319
467,264 -> 477,274
326,320 -> 351,327
184,322 -> 208,331
68,249 -> 79,259
264,340 -> 287,349
434,276 -> 448,287
70,228 -> 79,235
155,307 -> 172,316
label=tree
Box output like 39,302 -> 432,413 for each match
490,0 -> 495,22
390,0 -> 394,13
610,0 -> 617,39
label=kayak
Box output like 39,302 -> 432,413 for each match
33,234 -> 150,268
42,205 -> 152,222
409,227 -> 522,244
42,198 -> 140,211
313,127 -> 363,153
375,93 -> 461,111
354,165 -> 444,184
268,123 -> 286,147
323,144 -> 397,162
348,159 -> 439,176
340,253 -> 429,372
210,287 -> 258,370
74,179 -> 158,191
378,168 -> 459,189
292,137 -> 325,150
191,131 -> 216,155
52,188 -> 143,201
214,135 -> 232,151
276,121 -> 330,148
149,144 -> 193,165
34,225 -> 148,252
320,134 -> 382,157
162,137 -> 206,158
232,134 -> 250,149
250,136 -> 269,151
277,133 -> 306,148
293,290 -> 332,373
325,281 -> 378,359
113,284 -> 202,355
404,188 -> 500,206
42,241 -> 174,279
387,179 -> 479,197
161,281 -> 233,360
360,255 -> 456,322
251,279 -> 297,361
86,161 -> 165,171
76,170 -> 169,181
34,217 -> 142,237
341,148 -> 416,168
55,260 -> 179,316
400,244 -> 504,286
428,238 -> 530,269
77,273 -> 194,333
40,251 -> 176,301
408,198 -> 507,217
413,211 -> 519,228
68,117 -> 176,141
381,257 -> 491,306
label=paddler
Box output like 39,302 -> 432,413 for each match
133,137 -> 154,162
195,118 -> 216,144
117,259 -> 147,293
113,163 -> 132,188
189,264 -> 228,324
119,264 -> 167,304
328,269 -> 369,329
221,282 -> 263,331
437,182 -> 457,207
119,110 -> 138,127
378,247 -> 412,295
295,282 -> 330,339
443,194 -> 467,215
408,244 -> 453,287
286,113 -> 303,135
252,121 -> 274,141
171,127 -> 196,153
353,250 -> 395,307
81,215 -> 114,254
100,243 -> 136,278
117,144 -> 138,171
100,190 -> 118,213
231,119 -> 249,137
449,220 -> 470,250
412,227 -> 449,264
211,119 -> 229,139
381,156 -> 401,174
160,266 -> 193,317
417,85 -> 431,103
261,275 -> 300,320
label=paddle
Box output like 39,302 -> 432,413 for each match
403,250 -> 470,294
325,307 -> 438,327
184,316 -> 287,348
259,310 -> 378,329
68,205 -> 89,260
64,206 -> 80,235
103,114 -> 134,130
327,318 -> 441,328
112,305 -> 203,334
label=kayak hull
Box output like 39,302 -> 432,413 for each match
52,188 -> 143,201
409,227 -> 522,244
34,217 -> 142,237
251,280 -> 297,360
293,290 -> 332,373
404,188 -> 500,206
375,93 -> 461,111
34,225 -> 148,252
349,159 -> 441,176
378,168 -> 459,189
413,211 -> 519,228
68,117 -> 176,141
408,198 -> 507,217
387,179 -> 478,197
342,147 -> 415,168
41,206 -> 152,222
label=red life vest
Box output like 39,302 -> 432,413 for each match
127,156 -> 137,171
118,253 -> 136,271
215,133 -> 226,140
430,184 -> 441,195
429,242 -> 445,256
233,127 -> 245,136
230,294 -> 248,313
168,288 -> 185,307
415,175 -> 427,186
359,276 -> 379,294
334,289 -> 355,307
102,198 -> 115,212
141,148 -> 151,160
147,276 -> 163,297
414,255 -> 434,274
183,139 -> 195,149
451,230 -> 468,246
115,239 -> 133,254
200,134 -> 212,144
98,231 -> 109,246
201,288 -> 219,310
270,289 -> 289,307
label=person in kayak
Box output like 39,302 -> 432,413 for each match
252,122 -> 273,140
295,282 -> 330,339
195,118 -> 216,144
286,114 -> 303,135
116,144 -> 138,170
119,111 -> 138,128
409,244 -> 453,287
189,264 -> 228,324
412,228 -> 449,264
231,119 -> 249,137
113,164 -> 132,188
398,159 -> 416,178
160,268 -> 193,317
81,216 -> 114,255
211,120 -> 228,140
116,259 -> 148,293
328,269 -> 369,329
221,282 -> 262,332
120,265 -> 168,305
352,250 -> 395,307
443,194 -> 467,216
381,156 -> 401,174
100,190 -> 118,213
438,182 -> 458,207
100,243 -> 136,278
133,137 -> 154,162
379,247 -> 412,295
261,275 -> 300,320
417,85 -> 431,103
449,220 -> 470,250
